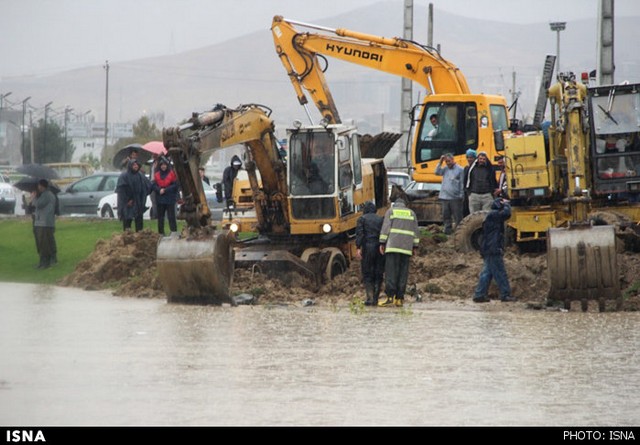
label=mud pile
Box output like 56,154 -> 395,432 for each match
59,229 -> 640,310
59,230 -> 165,299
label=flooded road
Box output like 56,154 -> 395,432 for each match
1,283 -> 639,426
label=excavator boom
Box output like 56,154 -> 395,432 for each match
271,15 -> 508,184
272,15 -> 470,126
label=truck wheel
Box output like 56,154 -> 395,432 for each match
101,205 -> 114,219
322,247 -> 347,281
453,211 -> 489,253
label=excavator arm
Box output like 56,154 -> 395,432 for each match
162,103 -> 290,233
158,104 -> 289,305
271,14 -> 471,126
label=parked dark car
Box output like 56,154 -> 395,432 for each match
57,172 -> 120,215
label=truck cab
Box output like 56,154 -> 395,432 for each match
45,162 -> 94,189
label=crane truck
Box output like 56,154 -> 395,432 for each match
156,103 -> 391,304
454,74 -> 640,310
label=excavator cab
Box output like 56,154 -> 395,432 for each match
412,96 -> 510,183
589,83 -> 640,196
287,126 -> 358,220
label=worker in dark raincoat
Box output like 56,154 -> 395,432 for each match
356,201 -> 385,306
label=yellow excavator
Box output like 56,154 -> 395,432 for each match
454,74 -> 640,310
271,15 -> 510,184
156,103 -> 390,305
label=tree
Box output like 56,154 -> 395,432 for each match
23,118 -> 75,164
79,153 -> 101,170
101,115 -> 161,169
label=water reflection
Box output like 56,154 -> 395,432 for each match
0,283 -> 638,426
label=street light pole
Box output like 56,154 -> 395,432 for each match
549,22 -> 567,78
0,92 -> 12,109
29,110 -> 35,163
44,101 -> 53,162
21,96 -> 31,164
104,60 -> 110,154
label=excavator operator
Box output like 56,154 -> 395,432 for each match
222,155 -> 243,208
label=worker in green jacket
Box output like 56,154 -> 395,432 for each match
378,197 -> 420,307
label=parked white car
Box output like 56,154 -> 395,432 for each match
387,171 -> 411,196
98,181 -> 221,220
97,193 -> 152,219
0,173 -> 17,214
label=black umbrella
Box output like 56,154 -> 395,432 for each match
112,143 -> 152,170
13,176 -> 61,194
16,163 -> 60,180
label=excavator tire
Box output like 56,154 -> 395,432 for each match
300,247 -> 321,264
453,211 -> 489,253
156,231 -> 235,305
322,247 -> 347,281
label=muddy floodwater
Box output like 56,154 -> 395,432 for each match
1,283 -> 639,426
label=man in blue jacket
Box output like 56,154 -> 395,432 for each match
473,198 -> 515,303
435,153 -> 465,234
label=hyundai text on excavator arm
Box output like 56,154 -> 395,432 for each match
156,103 -> 390,305
271,15 -> 510,183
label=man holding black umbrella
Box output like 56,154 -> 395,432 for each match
33,179 -> 57,269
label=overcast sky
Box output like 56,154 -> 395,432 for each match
1,0 -> 638,79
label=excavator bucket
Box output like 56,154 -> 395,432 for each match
547,225 -> 622,311
359,132 -> 402,159
156,230 -> 235,305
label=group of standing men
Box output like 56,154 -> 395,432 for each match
116,146 -> 243,234
435,149 -> 514,303
116,149 -> 179,236
435,149 -> 508,234
361,149 -> 513,306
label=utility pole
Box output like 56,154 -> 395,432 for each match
427,3 -> 433,47
64,106 -> 73,162
597,0 -> 615,85
401,0 -> 413,170
549,22 -> 566,77
104,60 -> 110,154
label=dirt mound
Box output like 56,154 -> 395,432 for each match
59,230 -> 165,299
59,229 -> 640,310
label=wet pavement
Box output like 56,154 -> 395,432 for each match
1,282 -> 639,426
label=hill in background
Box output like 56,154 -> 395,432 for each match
2,2 -> 639,145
